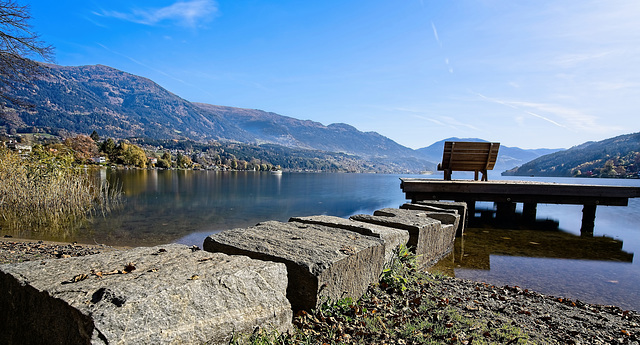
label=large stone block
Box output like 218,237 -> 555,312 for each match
289,215 -> 410,266
402,201 -> 468,236
351,208 -> 456,267
204,221 -> 385,311
376,208 -> 460,236
0,244 -> 291,345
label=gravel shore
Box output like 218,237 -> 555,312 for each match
0,238 -> 120,264
422,275 -> 640,344
2,239 -> 639,344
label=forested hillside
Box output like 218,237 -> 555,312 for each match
502,132 -> 640,177
0,64 -> 435,173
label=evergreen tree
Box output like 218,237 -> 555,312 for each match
90,130 -> 100,142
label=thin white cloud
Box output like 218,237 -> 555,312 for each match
550,51 -> 613,68
96,0 -> 218,27
431,21 -> 441,47
475,93 -> 566,128
474,92 -> 624,134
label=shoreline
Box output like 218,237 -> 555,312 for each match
0,237 -> 123,264
1,238 -> 638,343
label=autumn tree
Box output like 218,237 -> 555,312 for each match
155,158 -> 171,169
116,142 -> 147,168
176,153 -> 193,169
63,134 -> 98,163
0,0 -> 54,101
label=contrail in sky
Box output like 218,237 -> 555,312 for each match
431,21 -> 442,47
474,92 -> 566,128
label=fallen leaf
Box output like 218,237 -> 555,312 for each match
63,273 -> 89,284
123,262 -> 136,273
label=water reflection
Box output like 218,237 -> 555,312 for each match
430,206 -> 638,310
2,170 -> 639,310
1,170 -> 407,246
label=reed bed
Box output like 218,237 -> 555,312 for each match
0,148 -> 122,234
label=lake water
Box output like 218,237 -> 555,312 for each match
2,170 -> 639,311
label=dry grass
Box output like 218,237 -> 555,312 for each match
0,148 -> 121,233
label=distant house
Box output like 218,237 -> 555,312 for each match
148,157 -> 158,165
6,140 -> 32,155
92,156 -> 106,164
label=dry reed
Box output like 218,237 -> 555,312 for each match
0,148 -> 121,234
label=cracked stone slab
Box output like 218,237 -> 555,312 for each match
350,208 -> 456,267
289,215 -> 409,266
0,244 -> 291,345
402,201 -> 468,236
204,221 -> 385,311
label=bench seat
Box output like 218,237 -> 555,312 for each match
437,141 -> 500,181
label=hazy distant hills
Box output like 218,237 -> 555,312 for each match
416,138 -> 561,172
503,132 -> 640,177
195,103 -> 421,160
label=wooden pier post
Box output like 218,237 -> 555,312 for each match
581,205 -> 597,237
463,199 -> 476,218
496,202 -> 516,222
523,203 -> 537,222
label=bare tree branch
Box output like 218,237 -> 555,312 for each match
0,0 -> 54,104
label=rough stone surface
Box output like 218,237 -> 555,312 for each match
351,209 -> 456,268
0,244 -> 292,345
402,201 -> 468,236
289,215 -> 410,266
375,208 -> 460,237
204,221 -> 385,311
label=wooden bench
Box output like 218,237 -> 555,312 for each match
437,141 -> 500,181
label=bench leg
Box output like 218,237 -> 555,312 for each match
481,170 -> 488,181
444,169 -> 452,181
474,170 -> 479,181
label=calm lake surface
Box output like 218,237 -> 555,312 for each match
3,170 -> 639,311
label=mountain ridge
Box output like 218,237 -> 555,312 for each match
0,63 -> 587,174
503,132 -> 640,178
0,64 -> 436,172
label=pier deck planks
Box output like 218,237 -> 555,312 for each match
401,178 -> 640,206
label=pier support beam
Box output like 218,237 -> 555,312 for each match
523,203 -> 537,223
462,200 -> 476,218
581,205 -> 597,237
496,202 -> 516,222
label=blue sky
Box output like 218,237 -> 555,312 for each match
28,0 -> 640,149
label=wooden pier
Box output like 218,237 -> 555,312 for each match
400,178 -> 640,235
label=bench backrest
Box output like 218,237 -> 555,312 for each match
439,141 -> 500,171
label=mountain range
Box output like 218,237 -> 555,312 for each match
0,63 -> 564,173
503,132 -> 640,178
415,138 -> 561,172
